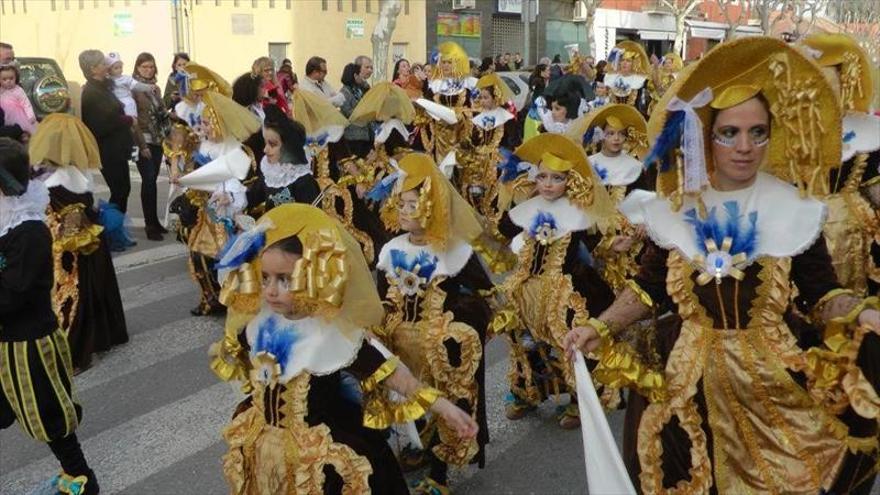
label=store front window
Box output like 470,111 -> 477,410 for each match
545,20 -> 589,62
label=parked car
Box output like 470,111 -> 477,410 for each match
497,71 -> 531,112
16,57 -> 71,120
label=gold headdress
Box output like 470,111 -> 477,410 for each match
435,41 -> 470,78
661,52 -> 684,72
380,152 -> 483,249
291,89 -> 349,140
202,90 -> 261,142
801,33 -> 873,113
185,62 -> 233,97
28,113 -> 101,169
610,41 -> 650,76
646,36 -> 840,208
566,104 -> 649,159
349,82 -> 416,125
515,133 -> 616,230
260,204 -> 384,328
476,73 -> 514,106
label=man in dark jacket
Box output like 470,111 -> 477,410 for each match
78,49 -> 134,213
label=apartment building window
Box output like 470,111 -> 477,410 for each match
286,0 -> 291,8
321,0 -> 327,10
351,0 -> 356,12
93,0 -> 98,7
64,0 -> 70,9
269,0 -> 274,7
234,0 -> 240,7
404,0 -> 409,15
252,0 -> 258,7
337,0 -> 343,12
365,0 -> 370,12
50,0 -> 56,11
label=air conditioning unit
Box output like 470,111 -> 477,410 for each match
573,0 -> 588,21
452,0 -> 476,10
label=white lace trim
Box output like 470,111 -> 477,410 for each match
260,156 -> 313,188
0,180 -> 50,238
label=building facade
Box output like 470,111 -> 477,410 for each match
0,0 -> 426,112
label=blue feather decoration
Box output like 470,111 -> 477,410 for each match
607,48 -> 621,66
339,371 -> 364,404
593,164 -> 608,182
305,132 -> 329,147
843,130 -> 856,143
215,229 -> 266,271
254,315 -> 300,375
643,110 -> 687,172
497,148 -> 530,183
430,50 -> 440,65
366,171 -> 400,203
390,249 -> 438,280
174,70 -> 190,97
528,211 -> 557,237
684,201 -> 758,259
193,151 -> 212,166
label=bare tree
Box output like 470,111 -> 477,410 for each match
575,0 -> 604,57
788,0 -> 829,40
371,0 -> 402,82
752,0 -> 790,35
715,0 -> 753,40
660,0 -> 702,56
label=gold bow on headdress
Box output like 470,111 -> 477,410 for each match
566,103 -> 649,159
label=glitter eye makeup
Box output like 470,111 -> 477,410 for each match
712,126 -> 770,148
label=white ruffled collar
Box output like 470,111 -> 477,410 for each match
260,156 -> 312,188
376,234 -> 473,281
842,112 -> 880,162
589,151 -> 643,187
472,107 -> 514,130
39,166 -> 95,194
605,73 -> 647,94
0,181 -> 50,239
429,76 -> 477,96
245,310 -> 364,383
639,172 -> 826,269
509,196 -> 592,253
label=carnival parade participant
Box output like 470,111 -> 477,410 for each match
647,52 -> 682,116
247,105 -> 319,211
802,33 -> 880,297
604,41 -> 651,114
371,152 -> 493,494
415,41 -> 477,163
171,67 -> 260,316
209,203 -> 478,494
565,36 -> 880,494
29,113 -> 129,372
493,132 -> 616,428
0,138 -> 100,494
567,104 -> 652,293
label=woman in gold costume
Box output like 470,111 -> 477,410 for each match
802,33 -> 880,297
494,133 -> 616,428
371,152 -> 492,494
211,203 -> 478,494
604,41 -> 651,113
565,37 -> 880,494
647,52 -> 682,116
29,113 -> 128,371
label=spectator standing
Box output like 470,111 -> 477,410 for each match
232,71 -> 267,164
252,56 -> 290,116
594,59 -> 607,83
0,64 -> 37,138
79,49 -> 135,217
514,52 -> 524,70
339,62 -> 372,157
299,56 -> 345,107
277,58 -> 297,97
0,42 -> 13,64
392,58 -> 411,87
163,52 -> 190,109
479,56 -> 495,77
132,52 -> 170,241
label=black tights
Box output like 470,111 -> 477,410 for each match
48,433 -> 99,494
135,144 -> 163,229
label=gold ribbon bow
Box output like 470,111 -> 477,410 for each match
218,262 -> 261,306
291,229 -> 348,308
693,236 -> 748,286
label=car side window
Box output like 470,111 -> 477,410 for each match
501,76 -> 521,96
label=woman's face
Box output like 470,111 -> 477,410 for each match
136,60 -> 157,79
440,59 -> 454,77
620,59 -> 633,74
535,164 -> 568,201
550,101 -> 568,123
711,97 -> 770,190
398,189 -> 425,234
260,65 -> 274,81
478,89 -> 496,110
540,67 -> 550,79
90,60 -> 109,81
414,66 -> 426,81
663,57 -> 675,69
174,57 -> 189,72
261,248 -> 303,319
262,127 -> 283,164
398,60 -> 410,77
601,125 -> 625,155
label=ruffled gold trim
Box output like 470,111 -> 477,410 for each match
592,338 -> 666,403
362,386 -> 441,430
625,279 -> 654,309
361,357 -> 399,394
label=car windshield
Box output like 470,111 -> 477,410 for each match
18,62 -> 61,91
500,76 -> 521,96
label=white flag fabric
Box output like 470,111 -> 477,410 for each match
178,147 -> 251,192
574,352 -> 636,495
415,98 -> 458,125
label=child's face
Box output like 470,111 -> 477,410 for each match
261,248 -> 304,319
262,127 -> 283,164
0,69 -> 16,90
602,125 -> 626,155
170,128 -> 186,147
535,164 -> 568,201
398,189 -> 425,234
109,62 -> 123,77
478,89 -> 496,110
550,101 -> 568,123
595,84 -> 608,97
